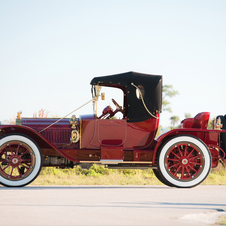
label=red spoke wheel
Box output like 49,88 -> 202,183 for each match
0,134 -> 42,187
157,135 -> 211,188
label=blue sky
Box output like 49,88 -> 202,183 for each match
0,0 -> 226,127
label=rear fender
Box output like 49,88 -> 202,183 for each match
152,128 -> 221,165
152,130 -> 177,164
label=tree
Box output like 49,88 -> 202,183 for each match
33,109 -> 49,118
185,113 -> 192,118
162,85 -> 179,112
9,116 -> 16,124
170,116 -> 180,128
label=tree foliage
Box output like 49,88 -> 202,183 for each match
170,116 -> 180,128
162,85 -> 179,112
185,113 -> 192,118
33,109 -> 49,118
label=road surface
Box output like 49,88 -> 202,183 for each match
0,185 -> 226,226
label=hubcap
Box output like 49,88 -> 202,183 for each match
9,155 -> 22,167
12,158 -> 18,164
182,158 -> 188,165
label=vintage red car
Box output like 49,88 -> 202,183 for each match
0,71 -> 225,188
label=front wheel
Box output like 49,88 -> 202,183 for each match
0,134 -> 42,187
157,135 -> 211,188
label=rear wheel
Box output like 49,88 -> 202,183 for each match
0,134 -> 42,187
157,135 -> 211,188
153,169 -> 174,187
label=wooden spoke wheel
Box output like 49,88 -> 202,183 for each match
157,135 -> 211,188
0,134 -> 42,187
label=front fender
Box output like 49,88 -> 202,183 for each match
0,125 -> 63,157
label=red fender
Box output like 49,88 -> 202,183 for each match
152,128 -> 222,167
0,125 -> 64,158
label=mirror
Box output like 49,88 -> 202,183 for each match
136,85 -> 145,99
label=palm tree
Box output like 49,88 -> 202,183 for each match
170,116 -> 180,128
162,85 -> 179,112
185,113 -> 192,118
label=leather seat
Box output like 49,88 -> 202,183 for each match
181,112 -> 210,130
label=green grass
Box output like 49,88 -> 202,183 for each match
31,164 -> 226,186
221,216 -> 226,226
202,164 -> 226,185
218,216 -> 226,226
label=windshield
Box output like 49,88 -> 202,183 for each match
92,85 -> 102,115
92,85 -> 124,119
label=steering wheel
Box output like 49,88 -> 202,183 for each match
98,99 -> 124,119
112,99 -> 124,113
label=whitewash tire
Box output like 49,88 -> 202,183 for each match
0,134 -> 42,187
157,135 -> 211,188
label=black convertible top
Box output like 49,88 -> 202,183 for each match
91,71 -> 162,122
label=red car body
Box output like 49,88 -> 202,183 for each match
0,72 -> 225,187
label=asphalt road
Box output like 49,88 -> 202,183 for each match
0,185 -> 226,226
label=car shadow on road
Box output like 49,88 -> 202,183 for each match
114,201 -> 226,212
0,185 -> 170,190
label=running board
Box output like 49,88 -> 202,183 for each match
79,160 -> 153,164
